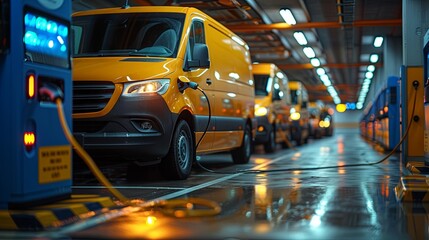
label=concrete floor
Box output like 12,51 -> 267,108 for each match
2,128 -> 429,239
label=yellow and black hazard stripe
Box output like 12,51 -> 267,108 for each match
395,175 -> 429,202
0,195 -> 116,230
406,161 -> 429,175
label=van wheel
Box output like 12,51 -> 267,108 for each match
160,120 -> 194,180
263,128 -> 276,153
232,124 -> 252,164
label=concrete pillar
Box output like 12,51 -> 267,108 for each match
384,37 -> 402,81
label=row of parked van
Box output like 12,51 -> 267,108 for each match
71,6 -> 331,180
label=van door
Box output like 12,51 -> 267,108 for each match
205,23 -> 244,151
184,19 -> 215,152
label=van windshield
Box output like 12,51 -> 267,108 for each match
290,90 -> 299,105
72,13 -> 185,58
253,74 -> 272,96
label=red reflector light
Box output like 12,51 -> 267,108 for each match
24,132 -> 36,149
27,74 -> 35,98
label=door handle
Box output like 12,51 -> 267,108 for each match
206,78 -> 212,85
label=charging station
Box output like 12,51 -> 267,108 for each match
0,0 -> 72,209
424,29 -> 429,166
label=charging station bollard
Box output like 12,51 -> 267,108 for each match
0,0 -> 72,209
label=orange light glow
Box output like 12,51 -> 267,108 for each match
146,216 -> 157,225
24,132 -> 35,146
27,74 -> 35,98
337,161 -> 346,174
254,158 -> 269,164
384,106 -> 388,113
336,104 -> 346,113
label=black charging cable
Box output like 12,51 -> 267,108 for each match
193,80 -> 420,175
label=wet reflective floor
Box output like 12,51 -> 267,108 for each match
3,128 -> 429,239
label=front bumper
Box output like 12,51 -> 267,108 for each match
254,116 -> 273,144
73,93 -> 177,161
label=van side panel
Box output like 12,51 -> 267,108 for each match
205,23 -> 254,151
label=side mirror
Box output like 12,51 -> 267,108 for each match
186,43 -> 210,70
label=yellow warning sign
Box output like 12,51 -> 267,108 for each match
38,145 -> 71,184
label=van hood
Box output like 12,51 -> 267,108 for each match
254,95 -> 271,107
72,57 -> 180,82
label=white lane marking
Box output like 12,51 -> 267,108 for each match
152,152 -> 296,201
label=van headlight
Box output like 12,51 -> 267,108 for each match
123,79 -> 170,95
290,112 -> 301,121
255,106 -> 268,116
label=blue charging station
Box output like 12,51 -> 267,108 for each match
424,29 -> 429,165
386,76 -> 400,150
0,0 -> 72,209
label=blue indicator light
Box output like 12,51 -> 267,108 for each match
24,31 -> 38,46
48,40 -> 54,48
60,45 -> 67,52
47,21 -> 58,34
57,36 -> 64,45
58,25 -> 68,37
36,17 -> 47,31
24,14 -> 36,27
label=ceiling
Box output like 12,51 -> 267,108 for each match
72,0 -> 403,106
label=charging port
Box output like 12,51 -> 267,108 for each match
38,76 -> 64,103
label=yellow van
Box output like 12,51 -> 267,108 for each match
71,6 -> 256,180
308,101 -> 324,139
252,63 -> 292,153
288,81 -> 310,145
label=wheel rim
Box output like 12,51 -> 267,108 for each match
177,130 -> 190,170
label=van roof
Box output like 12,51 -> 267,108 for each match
72,6 -> 193,17
72,6 -> 249,51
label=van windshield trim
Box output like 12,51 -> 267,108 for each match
72,12 -> 185,58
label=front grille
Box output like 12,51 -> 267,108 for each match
73,121 -> 107,133
73,81 -> 115,114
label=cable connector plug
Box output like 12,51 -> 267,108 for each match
39,82 -> 64,103
178,76 -> 199,92
413,80 -> 419,90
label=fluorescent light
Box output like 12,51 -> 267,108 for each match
356,103 -> 363,109
367,65 -> 375,72
316,68 -> 326,75
303,47 -> 316,58
320,74 -> 329,82
293,32 -> 307,45
310,58 -> 321,67
370,54 -> 379,63
373,36 -> 384,48
279,9 -> 296,25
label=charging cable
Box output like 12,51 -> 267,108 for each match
192,80 -> 419,175
39,83 -> 221,217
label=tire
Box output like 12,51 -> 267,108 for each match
232,124 -> 252,164
294,127 -> 302,146
263,128 -> 276,153
160,120 -> 194,180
